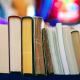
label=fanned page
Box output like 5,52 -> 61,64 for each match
56,23 -> 70,75
34,17 -> 45,75
22,17 -> 32,74
9,16 -> 21,72
71,31 -> 80,73
63,26 -> 79,74
42,28 -> 54,74
0,25 -> 9,73
46,27 -> 64,74
52,28 -> 64,74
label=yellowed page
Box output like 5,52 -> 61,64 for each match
0,25 -> 9,73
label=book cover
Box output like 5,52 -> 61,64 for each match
33,17 -> 45,76
42,28 -> 54,74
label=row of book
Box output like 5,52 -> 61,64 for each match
0,16 -> 80,76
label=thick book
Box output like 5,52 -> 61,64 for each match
42,28 -> 54,74
21,17 -> 34,75
71,30 -> 80,73
56,23 -> 70,75
0,24 -> 9,73
8,16 -> 21,73
45,27 -> 64,75
63,26 -> 79,74
33,17 -> 45,75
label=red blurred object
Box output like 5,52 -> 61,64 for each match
35,0 -> 42,13
45,22 -> 50,27
56,0 -> 79,23
48,0 -> 58,19
35,0 -> 79,23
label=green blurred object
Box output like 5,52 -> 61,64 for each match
64,0 -> 72,4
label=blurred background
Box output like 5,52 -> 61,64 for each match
0,0 -> 80,26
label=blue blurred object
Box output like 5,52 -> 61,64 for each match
36,0 -> 53,21
0,3 -> 6,20
67,3 -> 79,12
36,0 -> 60,26
0,18 -> 8,24
47,19 -> 60,26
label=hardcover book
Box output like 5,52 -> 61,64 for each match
42,28 -> 54,74
8,16 -> 21,73
0,24 -> 9,73
21,17 -> 33,75
33,17 -> 45,75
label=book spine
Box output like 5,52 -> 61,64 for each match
34,17 -> 45,75
42,28 -> 54,74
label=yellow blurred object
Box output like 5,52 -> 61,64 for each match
12,0 -> 29,17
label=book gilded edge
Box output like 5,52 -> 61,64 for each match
21,16 -> 34,75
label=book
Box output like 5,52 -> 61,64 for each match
33,17 -> 45,75
45,27 -> 64,74
71,30 -> 80,73
8,16 -> 21,73
63,26 -> 79,74
21,17 -> 33,74
42,28 -> 54,74
56,23 -> 70,75
0,24 -> 9,73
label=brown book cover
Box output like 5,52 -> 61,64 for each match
42,28 -> 54,74
71,30 -> 80,72
34,17 -> 45,75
